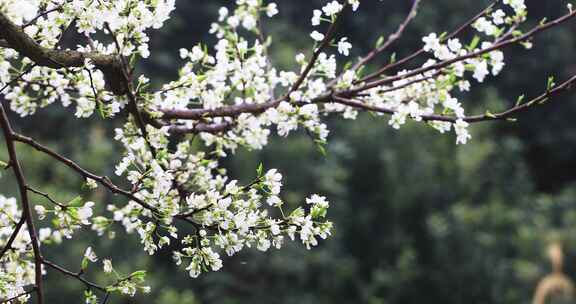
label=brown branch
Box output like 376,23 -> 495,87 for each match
359,1 -> 497,83
161,99 -> 280,120
0,287 -> 37,304
330,74 -> 576,123
27,186 -> 67,208
41,259 -> 106,292
0,103 -> 44,303
0,64 -> 37,94
9,131 -> 225,229
10,133 -> 158,213
290,3 -> 348,93
169,121 -> 233,134
351,9 -> 576,94
0,11 -> 126,95
161,4 -> 348,121
340,0 -> 420,81
0,215 -> 26,259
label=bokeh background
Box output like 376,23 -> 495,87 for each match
2,0 -> 576,303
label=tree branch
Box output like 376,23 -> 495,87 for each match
359,1 -> 497,83
41,259 -> 106,292
0,12 -> 126,95
344,0 -> 420,79
351,9 -> 576,94
160,4 -> 348,121
169,121 -> 233,135
0,215 -> 26,259
330,74 -> 576,123
0,287 -> 36,304
0,103 -> 44,303
10,133 -> 158,213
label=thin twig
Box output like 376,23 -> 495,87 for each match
42,259 -> 106,292
0,103 -> 44,303
0,287 -> 37,304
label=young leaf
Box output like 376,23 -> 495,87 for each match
375,35 -> 385,48
515,94 -> 525,106
68,196 -> 84,208
256,163 -> 263,177
547,76 -> 556,91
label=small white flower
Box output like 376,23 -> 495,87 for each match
349,0 -> 360,11
337,37 -> 352,56
84,247 -> 98,262
472,60 -> 489,83
270,223 -> 281,235
35,205 -> 46,220
322,1 -> 344,17
242,15 -> 257,30
39,228 -> 52,241
422,33 -> 440,52
267,195 -> 283,207
77,201 -> 95,225
503,0 -> 526,14
264,169 -> 283,195
306,194 -> 329,208
454,119 -> 471,145
266,3 -> 279,17
447,39 -> 462,53
310,31 -> 325,42
295,53 -> 306,64
473,17 -> 497,36
85,178 -> 98,190
311,9 -> 322,26
103,259 -> 113,273
218,7 -> 229,22
179,48 -> 189,59
492,9 -> 506,25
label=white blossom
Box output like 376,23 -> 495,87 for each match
337,37 -> 352,56
310,31 -> 325,42
84,247 -> 98,262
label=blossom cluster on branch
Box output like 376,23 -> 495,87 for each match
0,0 -> 575,303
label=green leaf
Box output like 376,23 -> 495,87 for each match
539,17 -> 548,26
438,31 -> 448,41
343,61 -> 352,71
389,52 -> 397,64
311,205 -> 327,219
96,101 -> 106,119
290,207 -> 305,219
485,111 -> 497,119
129,270 -> 147,282
81,257 -> 88,271
256,163 -> 263,177
317,144 -> 327,157
468,36 -> 480,51
375,36 -> 385,49
515,94 -> 525,107
68,196 -> 83,208
547,76 -> 556,91
356,66 -> 365,78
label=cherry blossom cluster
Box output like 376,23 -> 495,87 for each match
0,196 -> 34,303
2,0 -> 175,118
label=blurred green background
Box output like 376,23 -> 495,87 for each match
2,0 -> 576,303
